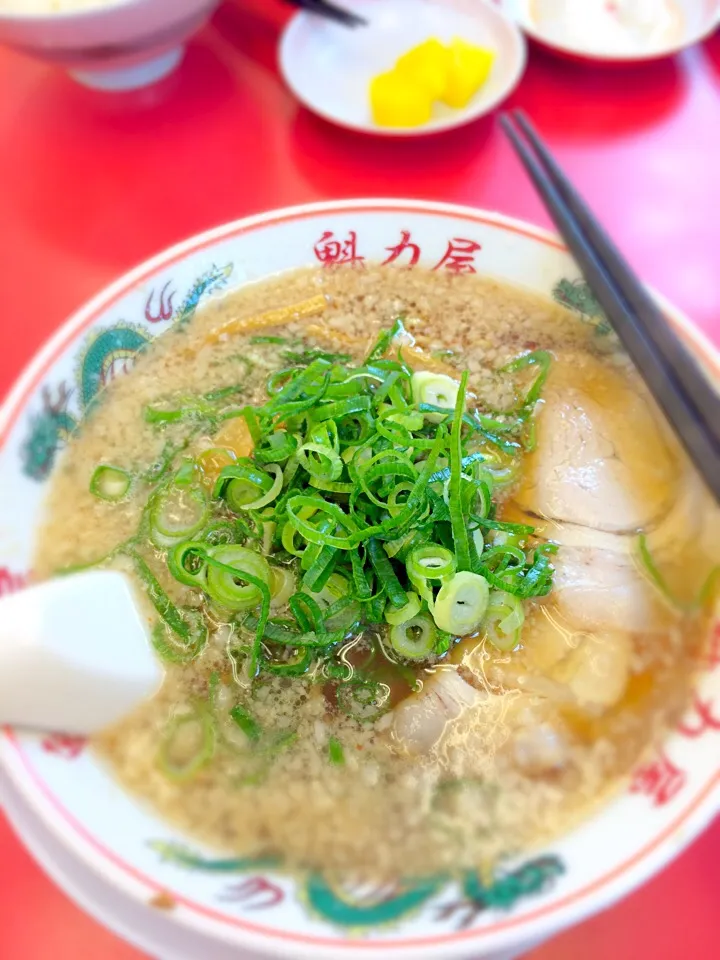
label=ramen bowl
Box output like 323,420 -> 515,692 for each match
0,0 -> 220,91
0,200 -> 718,960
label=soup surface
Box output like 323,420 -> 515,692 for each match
35,266 -> 718,880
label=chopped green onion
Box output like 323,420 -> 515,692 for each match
229,704 -> 262,743
638,530 -> 671,597
289,591 -> 325,633
483,590 -> 524,651
266,357 -> 332,412
174,458 -> 198,486
263,644 -> 313,676
157,709 -> 215,782
428,452 -> 485,484
302,540 -> 339,592
365,318 -> 404,362
328,735 -> 345,765
243,613 -> 345,648
411,371 -> 459,420
253,430 -> 298,464
241,463 -> 283,511
99,320 -> 553,689
131,553 -> 192,639
389,614 -> 437,659
309,573 -> 360,632
149,485 -> 209,549
350,549 -> 373,600
205,544 -> 271,612
448,371 -> 471,572
89,465 -> 132,502
500,350 -> 552,411
312,395 -> 373,424
472,527 -> 484,556
384,591 -> 421,626
269,565 -> 296,609
433,571 -> 490,636
201,549 -> 271,681
286,496 -> 358,550
167,540 -> 208,589
308,572 -> 349,610
201,520 -> 239,546
151,611 -> 208,664
242,406 -> 263,445
406,544 -> 456,582
281,501 -> 321,556
297,441 -> 343,482
144,401 -> 189,425
367,538 -> 408,609
213,461 -> 280,511
321,594 -> 361,634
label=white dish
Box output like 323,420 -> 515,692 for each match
497,0 -> 720,62
0,199 -> 718,960
279,0 -> 527,137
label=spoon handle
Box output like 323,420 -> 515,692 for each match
0,573 -> 162,735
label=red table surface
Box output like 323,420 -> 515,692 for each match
1,2 -> 719,957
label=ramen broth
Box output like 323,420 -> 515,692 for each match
35,266 -> 718,879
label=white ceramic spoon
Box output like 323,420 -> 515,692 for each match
0,571 -> 163,735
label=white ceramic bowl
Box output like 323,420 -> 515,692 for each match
1,199 -> 719,960
0,0 -> 221,90
280,0 -> 527,137
497,0 -> 720,63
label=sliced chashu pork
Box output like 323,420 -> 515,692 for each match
512,350 -> 696,634
391,663 -> 574,774
392,668 -> 482,755
392,351 -> 711,763
514,351 -> 680,533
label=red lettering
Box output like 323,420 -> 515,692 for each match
676,695 -> 720,738
630,751 -> 686,806
313,231 -> 365,267
0,567 -> 26,597
41,733 -> 87,760
218,876 -> 284,909
433,237 -> 482,274
382,230 -> 421,267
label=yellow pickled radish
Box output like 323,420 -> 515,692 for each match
442,38 -> 495,109
395,38 -> 450,100
370,70 -> 433,128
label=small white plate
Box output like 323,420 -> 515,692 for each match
279,0 -> 527,137
498,0 -> 720,63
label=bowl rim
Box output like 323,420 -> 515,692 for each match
506,0 -> 720,63
1,197 -> 719,958
278,0 -> 528,138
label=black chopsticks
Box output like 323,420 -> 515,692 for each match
285,0 -> 368,28
501,109 -> 720,502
